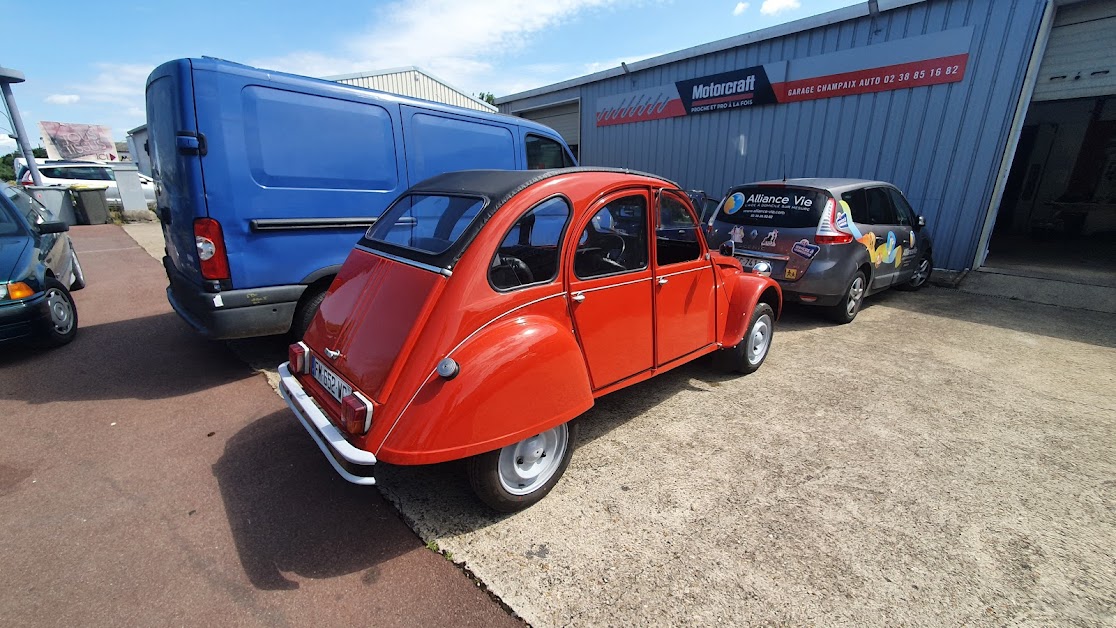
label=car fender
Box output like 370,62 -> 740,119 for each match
720,270 -> 782,349
377,313 -> 594,465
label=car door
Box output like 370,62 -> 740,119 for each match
887,187 -> 920,281
862,186 -> 903,289
567,189 -> 654,390
653,189 -> 716,365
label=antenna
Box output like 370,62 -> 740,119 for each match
782,153 -> 787,182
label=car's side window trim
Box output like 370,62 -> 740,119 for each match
654,188 -> 705,267
487,194 -> 573,293
571,189 -> 651,281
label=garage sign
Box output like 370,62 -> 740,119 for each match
595,26 -> 973,127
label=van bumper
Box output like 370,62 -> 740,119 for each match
278,362 -> 377,485
164,256 -> 303,339
777,256 -> 859,307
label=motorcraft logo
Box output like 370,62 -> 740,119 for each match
677,66 -> 778,114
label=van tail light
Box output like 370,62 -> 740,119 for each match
815,197 -> 853,245
193,218 -> 230,280
341,392 -> 374,435
289,342 -> 310,374
19,171 -> 33,186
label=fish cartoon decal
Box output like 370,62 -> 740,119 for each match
836,200 -> 904,268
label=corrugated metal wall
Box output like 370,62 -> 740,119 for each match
333,70 -> 494,112
501,0 -> 1047,271
1032,0 -> 1116,102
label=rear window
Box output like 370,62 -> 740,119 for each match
714,186 -> 828,228
365,194 -> 485,255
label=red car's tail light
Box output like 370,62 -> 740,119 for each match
815,197 -> 853,245
289,342 -> 309,374
341,392 -> 374,435
193,218 -> 230,280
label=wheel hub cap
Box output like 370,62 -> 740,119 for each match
46,289 -> 73,334
498,424 -> 568,496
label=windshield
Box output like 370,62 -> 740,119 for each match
2,185 -> 48,230
714,185 -> 829,229
364,194 -> 486,256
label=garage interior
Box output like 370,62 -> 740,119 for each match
984,0 -> 1116,287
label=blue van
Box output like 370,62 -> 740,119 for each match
146,58 -> 576,339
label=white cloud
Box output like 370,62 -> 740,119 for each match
760,0 -> 800,15
254,0 -> 625,95
46,94 -> 81,105
733,2 -> 750,16
0,135 -> 15,153
74,63 -> 153,108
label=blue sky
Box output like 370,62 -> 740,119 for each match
1,0 -> 860,150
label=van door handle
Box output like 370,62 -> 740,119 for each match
571,292 -> 585,302
657,277 -> 669,285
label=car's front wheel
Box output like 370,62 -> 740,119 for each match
896,253 -> 932,291
716,302 -> 775,374
467,421 -> 577,512
35,279 -> 78,348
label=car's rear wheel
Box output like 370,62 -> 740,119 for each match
69,249 -> 86,291
896,253 -> 932,291
716,302 -> 774,374
467,421 -> 577,513
35,279 -> 78,348
827,270 -> 866,324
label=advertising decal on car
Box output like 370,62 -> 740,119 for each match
836,200 -> 905,268
791,239 -> 820,259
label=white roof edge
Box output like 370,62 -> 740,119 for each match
323,66 -> 498,112
127,124 -> 147,135
496,0 -> 927,104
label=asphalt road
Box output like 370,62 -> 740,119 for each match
0,225 -> 520,627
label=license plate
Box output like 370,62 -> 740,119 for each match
311,356 -> 352,404
739,256 -> 762,270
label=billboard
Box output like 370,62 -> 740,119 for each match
38,121 -> 118,161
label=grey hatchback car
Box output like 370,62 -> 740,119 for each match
706,179 -> 933,323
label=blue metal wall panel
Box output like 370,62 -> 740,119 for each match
500,0 -> 1046,270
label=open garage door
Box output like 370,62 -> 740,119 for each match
518,101 -> 580,159
985,0 -> 1116,288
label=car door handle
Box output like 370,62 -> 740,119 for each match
657,277 -> 669,285
571,292 -> 585,302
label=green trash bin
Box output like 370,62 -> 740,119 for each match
71,186 -> 111,225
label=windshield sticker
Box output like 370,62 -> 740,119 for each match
761,230 -> 778,247
837,201 -> 904,268
791,239 -> 820,259
723,192 -> 745,215
749,229 -> 758,240
729,225 -> 746,243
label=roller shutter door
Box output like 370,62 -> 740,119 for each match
519,102 -> 580,147
1032,0 -> 1116,102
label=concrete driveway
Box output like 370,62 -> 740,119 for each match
124,223 -> 1116,626
0,225 -> 520,627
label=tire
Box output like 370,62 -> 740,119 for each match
34,279 -> 78,348
715,302 -> 775,374
827,270 -> 867,324
291,287 -> 327,340
69,249 -> 86,291
467,421 -> 577,513
895,253 -> 932,292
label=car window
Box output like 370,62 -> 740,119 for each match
490,196 -> 571,291
525,135 -> 573,169
574,194 -> 648,279
0,193 -> 27,236
2,185 -> 49,226
865,187 -> 898,225
840,188 -> 869,224
366,194 -> 485,255
888,188 -> 916,226
656,192 -> 702,266
714,185 -> 826,228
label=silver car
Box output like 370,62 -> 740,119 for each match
17,161 -> 156,205
707,178 -> 933,323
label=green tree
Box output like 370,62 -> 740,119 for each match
476,92 -> 497,106
0,147 -> 47,182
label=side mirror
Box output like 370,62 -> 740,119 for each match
38,221 -> 70,234
719,239 -> 735,257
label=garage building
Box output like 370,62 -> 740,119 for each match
497,0 -> 1116,278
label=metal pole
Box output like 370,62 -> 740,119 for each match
0,67 -> 43,186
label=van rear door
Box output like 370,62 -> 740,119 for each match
146,59 -> 209,284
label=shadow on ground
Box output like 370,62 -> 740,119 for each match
212,409 -> 420,590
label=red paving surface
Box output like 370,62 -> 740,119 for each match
0,225 -> 521,627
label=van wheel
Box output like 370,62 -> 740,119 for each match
467,421 -> 577,513
292,287 -> 327,340
35,279 -> 78,348
896,254 -> 932,291
827,270 -> 866,324
715,302 -> 774,374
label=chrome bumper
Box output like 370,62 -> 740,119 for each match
278,362 -> 377,485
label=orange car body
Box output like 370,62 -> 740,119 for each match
279,169 -> 780,484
